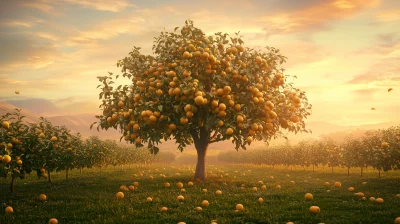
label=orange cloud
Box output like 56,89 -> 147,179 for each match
67,16 -> 146,45
0,19 -> 44,28
63,0 -> 136,12
375,10 -> 400,22
0,78 -> 28,86
136,6 -> 183,16
256,0 -> 381,36
347,67 -> 400,85
0,20 -> 32,27
35,32 -> 59,41
19,0 -> 62,16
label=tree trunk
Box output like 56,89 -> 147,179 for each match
192,127 -> 210,181
66,169 -> 69,179
10,175 -> 15,193
48,170 -> 52,183
331,166 -> 334,174
194,145 -> 208,180
361,167 -> 363,177
80,167 -> 82,175
347,167 -> 350,176
312,164 -> 315,172
378,170 -> 381,178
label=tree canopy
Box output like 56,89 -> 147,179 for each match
92,20 -> 312,179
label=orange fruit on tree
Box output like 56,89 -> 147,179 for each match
290,115 -> 299,123
2,121 -> 10,129
2,155 -> 11,164
180,117 -> 189,125
247,136 -> 253,143
234,104 -> 241,111
184,104 -> 192,112
194,96 -> 205,105
237,115 -> 244,122
226,128 -> 234,135
381,142 -> 389,147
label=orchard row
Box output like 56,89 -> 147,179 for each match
0,109 -> 154,193
218,125 -> 400,177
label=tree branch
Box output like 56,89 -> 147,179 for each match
209,135 -> 224,144
209,130 -> 219,143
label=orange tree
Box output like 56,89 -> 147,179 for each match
341,136 -> 363,176
29,118 -> 71,183
56,132 -> 83,179
381,126 -> 400,171
0,109 -> 34,193
92,20 -> 312,180
84,136 -> 109,170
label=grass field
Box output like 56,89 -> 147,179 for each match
1,164 -> 400,224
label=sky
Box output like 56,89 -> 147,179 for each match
0,0 -> 399,126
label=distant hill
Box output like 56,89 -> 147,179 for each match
5,98 -> 62,116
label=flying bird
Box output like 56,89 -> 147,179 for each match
371,107 -> 376,110
15,91 -> 20,94
388,88 -> 393,92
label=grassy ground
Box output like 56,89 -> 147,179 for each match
1,164 -> 400,224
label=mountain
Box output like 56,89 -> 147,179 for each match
4,98 -> 62,116
46,113 -> 121,139
0,100 -> 40,123
53,97 -> 100,115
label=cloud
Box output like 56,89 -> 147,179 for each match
0,33 -> 67,71
136,6 -> 183,16
63,0 -> 136,12
0,78 -> 29,86
375,9 -> 400,22
18,0 -> 63,16
348,32 -> 400,85
349,88 -> 380,101
0,20 -> 32,28
347,66 -> 400,85
0,18 -> 45,28
67,16 -> 146,45
256,0 -> 381,37
35,32 -> 59,41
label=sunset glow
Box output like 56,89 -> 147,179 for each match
0,0 -> 399,127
